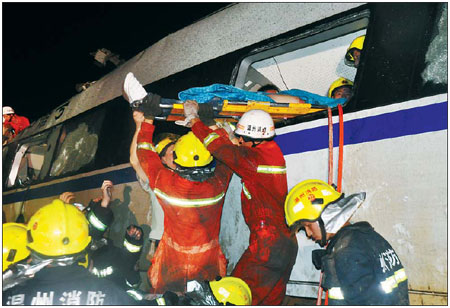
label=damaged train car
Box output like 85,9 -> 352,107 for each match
3,3 -> 447,304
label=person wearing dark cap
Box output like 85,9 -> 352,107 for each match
89,224 -> 144,290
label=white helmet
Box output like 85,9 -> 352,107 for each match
3,106 -> 14,115
234,109 -> 275,139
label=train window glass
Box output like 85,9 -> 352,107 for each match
49,109 -> 105,178
94,99 -> 134,169
235,14 -> 369,98
16,145 -> 47,185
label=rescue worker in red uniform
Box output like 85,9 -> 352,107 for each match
184,102 -> 299,305
3,106 -> 30,139
123,73 -> 233,294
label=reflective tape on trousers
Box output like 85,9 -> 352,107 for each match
154,188 -> 225,207
166,236 -> 219,254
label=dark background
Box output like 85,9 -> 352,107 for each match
2,3 -> 230,123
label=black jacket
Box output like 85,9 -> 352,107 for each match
89,240 -> 141,288
315,222 -> 409,305
2,264 -> 138,305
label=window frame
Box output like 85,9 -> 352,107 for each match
233,10 -> 370,90
6,129 -> 55,188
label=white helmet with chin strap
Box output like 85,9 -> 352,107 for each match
3,106 -> 15,115
234,109 -> 275,139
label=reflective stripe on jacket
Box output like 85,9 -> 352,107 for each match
137,122 -> 232,293
191,121 -> 289,232
191,120 -> 298,305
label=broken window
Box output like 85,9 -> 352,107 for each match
49,109 -> 104,178
49,123 -> 99,177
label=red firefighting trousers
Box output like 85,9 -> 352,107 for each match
232,223 -> 298,305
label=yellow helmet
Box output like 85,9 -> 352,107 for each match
155,133 -> 179,156
27,199 -> 91,257
173,132 -> 213,167
209,276 -> 252,305
345,35 -> 365,64
3,223 -> 30,271
284,179 -> 342,227
327,77 -> 354,98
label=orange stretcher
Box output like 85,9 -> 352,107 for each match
155,99 -> 328,123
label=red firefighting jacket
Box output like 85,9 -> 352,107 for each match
137,122 -> 232,293
4,114 -> 30,136
191,120 -> 298,305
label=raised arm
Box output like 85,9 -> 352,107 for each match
188,116 -> 258,178
123,72 -> 167,189
134,116 -> 168,190
129,111 -> 150,183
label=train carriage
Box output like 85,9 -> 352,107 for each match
3,3 -> 447,304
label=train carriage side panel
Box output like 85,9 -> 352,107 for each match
276,94 -> 447,301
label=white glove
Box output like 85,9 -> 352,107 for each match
216,121 -> 239,144
175,100 -> 199,127
123,72 -> 147,103
216,121 -> 234,136
183,100 -> 199,121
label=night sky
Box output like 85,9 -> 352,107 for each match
2,3 -> 230,123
